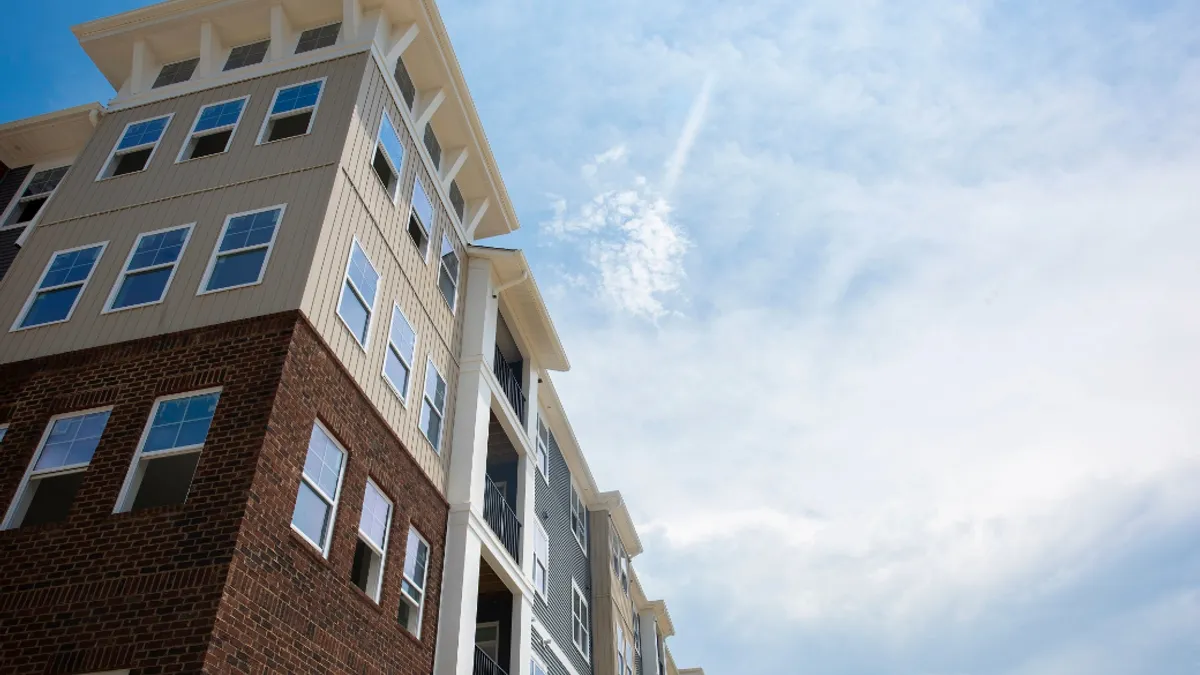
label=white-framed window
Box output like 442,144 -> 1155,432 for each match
104,224 -> 192,312
295,22 -> 340,54
633,614 -> 643,661
407,176 -> 434,260
437,234 -> 459,311
530,654 -> 549,675
617,624 -> 628,675
476,622 -> 500,661
612,528 -> 630,595
98,114 -> 172,179
0,424 -> 8,444
534,417 -> 551,481
258,79 -> 325,144
571,579 -> 591,659
382,304 -> 417,403
12,242 -> 106,331
114,389 -> 220,512
153,57 -> 199,88
198,204 -> 284,294
224,39 -> 270,71
336,239 -> 380,349
570,480 -> 587,555
177,96 -> 249,162
352,479 -> 392,602
291,421 -> 347,556
398,527 -> 430,637
419,359 -> 447,452
2,407 -> 111,529
532,519 -> 549,600
372,110 -> 405,202
3,165 -> 70,228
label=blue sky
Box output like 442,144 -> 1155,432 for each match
7,1 -> 1200,673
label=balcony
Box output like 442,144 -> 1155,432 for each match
483,473 -> 522,563
493,345 -> 526,425
474,645 -> 509,675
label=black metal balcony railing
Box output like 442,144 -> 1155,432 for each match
493,345 -> 526,424
474,645 -> 508,675
483,474 -> 522,564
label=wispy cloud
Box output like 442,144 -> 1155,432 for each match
663,74 -> 716,195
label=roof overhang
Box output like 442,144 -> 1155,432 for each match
0,103 -> 103,167
537,375 -> 600,503
648,599 -> 675,636
469,246 -> 568,371
596,490 -> 644,557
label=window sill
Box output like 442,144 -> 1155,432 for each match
175,149 -> 232,165
95,168 -> 150,183
381,372 -> 411,409
195,277 -> 266,297
102,298 -> 167,315
255,131 -> 313,147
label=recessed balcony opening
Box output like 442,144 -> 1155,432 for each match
484,413 -> 522,563
476,559 -> 513,675
493,312 -> 525,424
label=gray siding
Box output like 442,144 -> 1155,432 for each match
533,428 -> 595,675
533,638 -> 575,675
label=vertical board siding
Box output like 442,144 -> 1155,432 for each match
533,430 -> 595,675
298,58 -> 468,493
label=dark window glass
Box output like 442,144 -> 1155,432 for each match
224,40 -> 270,70
21,286 -> 81,327
449,180 -> 465,222
112,148 -> 153,176
130,452 -> 202,511
21,472 -> 86,527
423,124 -> 441,169
14,197 -> 47,224
393,57 -> 416,108
112,267 -> 173,309
189,130 -> 233,159
373,148 -> 397,195
153,58 -> 199,88
295,23 -> 341,54
266,112 -> 312,142
207,248 -> 268,290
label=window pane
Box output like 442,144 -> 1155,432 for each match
338,282 -> 371,344
220,209 -> 280,252
119,118 -> 169,150
153,58 -> 199,88
359,482 -> 390,549
393,57 -> 416,108
21,286 -> 82,327
347,243 -> 379,306
195,99 -> 246,132
292,480 -> 331,545
143,392 -> 220,453
378,113 -> 405,168
207,248 -> 268,290
130,228 -> 188,270
272,81 -> 323,114
224,40 -> 270,70
411,178 -> 434,230
43,246 -> 102,287
404,531 -> 429,589
302,424 -> 344,498
449,180 -> 465,222
424,362 -> 446,411
295,23 -> 340,54
389,308 -> 415,362
21,472 -> 86,527
112,267 -> 173,309
129,451 -> 202,511
423,124 -> 441,168
23,166 -> 70,197
384,349 -> 411,395
420,403 -> 442,449
35,410 -> 110,471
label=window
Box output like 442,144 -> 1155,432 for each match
612,528 -> 630,594
258,79 -> 324,143
0,425 -> 7,444
99,115 -> 172,179
407,177 -> 434,259
224,39 -> 270,70
372,111 -> 405,201
4,166 -> 69,227
105,224 -> 192,312
115,390 -> 219,512
423,124 -> 441,169
449,180 -> 465,223
153,57 -> 199,88
437,235 -> 459,311
178,96 -> 248,161
570,480 -> 588,554
199,205 -> 283,293
352,479 -> 392,602
2,408 -> 111,529
383,305 -> 416,402
534,417 -> 550,481
291,422 -> 346,555
571,580 -> 591,658
398,527 -> 430,636
419,359 -> 446,452
13,242 -> 106,330
336,240 -> 379,348
617,624 -> 628,675
531,655 -> 549,675
633,614 -> 643,661
533,519 -> 549,600
393,56 -> 416,109
476,623 -> 500,661
295,22 -> 341,53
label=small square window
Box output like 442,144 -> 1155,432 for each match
99,115 -> 172,179
295,23 -> 341,54
259,80 -> 324,144
13,243 -> 106,330
224,40 -> 270,70
153,58 -> 199,88
5,166 -> 69,227
2,409 -> 111,529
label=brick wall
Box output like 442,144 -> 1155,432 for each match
0,314 -> 447,674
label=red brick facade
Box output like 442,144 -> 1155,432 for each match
0,313 -> 447,674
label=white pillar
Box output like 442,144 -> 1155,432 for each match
270,3 -> 294,61
515,450 -> 537,579
510,590 -> 534,675
130,39 -> 158,95
199,20 -> 224,77
461,258 -> 498,361
523,360 -> 540,442
341,0 -> 362,43
446,368 -> 493,511
639,611 -> 661,675
434,510 -> 483,675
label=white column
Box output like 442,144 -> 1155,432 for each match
523,359 -> 540,441
514,450 -> 537,580
639,611 -> 661,675
199,20 -> 224,77
461,258 -> 498,361
434,510 -> 483,675
270,3 -> 294,61
510,590 -> 534,675
446,368 -> 493,511
341,0 -> 362,43
130,39 -> 158,95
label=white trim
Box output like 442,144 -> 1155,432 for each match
531,616 -> 585,675
371,109 -> 405,204
10,240 -> 108,332
356,477 -> 393,602
175,94 -> 251,163
532,517 -> 549,601
570,479 -> 588,557
535,417 -> 550,483
381,302 -> 417,406
102,223 -> 194,313
95,113 -> 174,181
290,419 -> 348,557
112,387 -> 221,513
407,175 -> 434,263
571,578 -> 591,659
0,163 -> 73,231
334,237 -> 380,351
400,526 -> 431,638
530,651 -> 549,675
1,405 -> 113,530
419,357 -> 447,453
255,76 -> 327,146
196,203 -> 286,295
437,233 -> 460,313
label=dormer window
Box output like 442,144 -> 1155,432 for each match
224,40 -> 270,71
295,23 -> 340,54
5,166 -> 69,227
153,58 -> 199,88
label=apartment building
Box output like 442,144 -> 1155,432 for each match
0,1 -> 702,674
